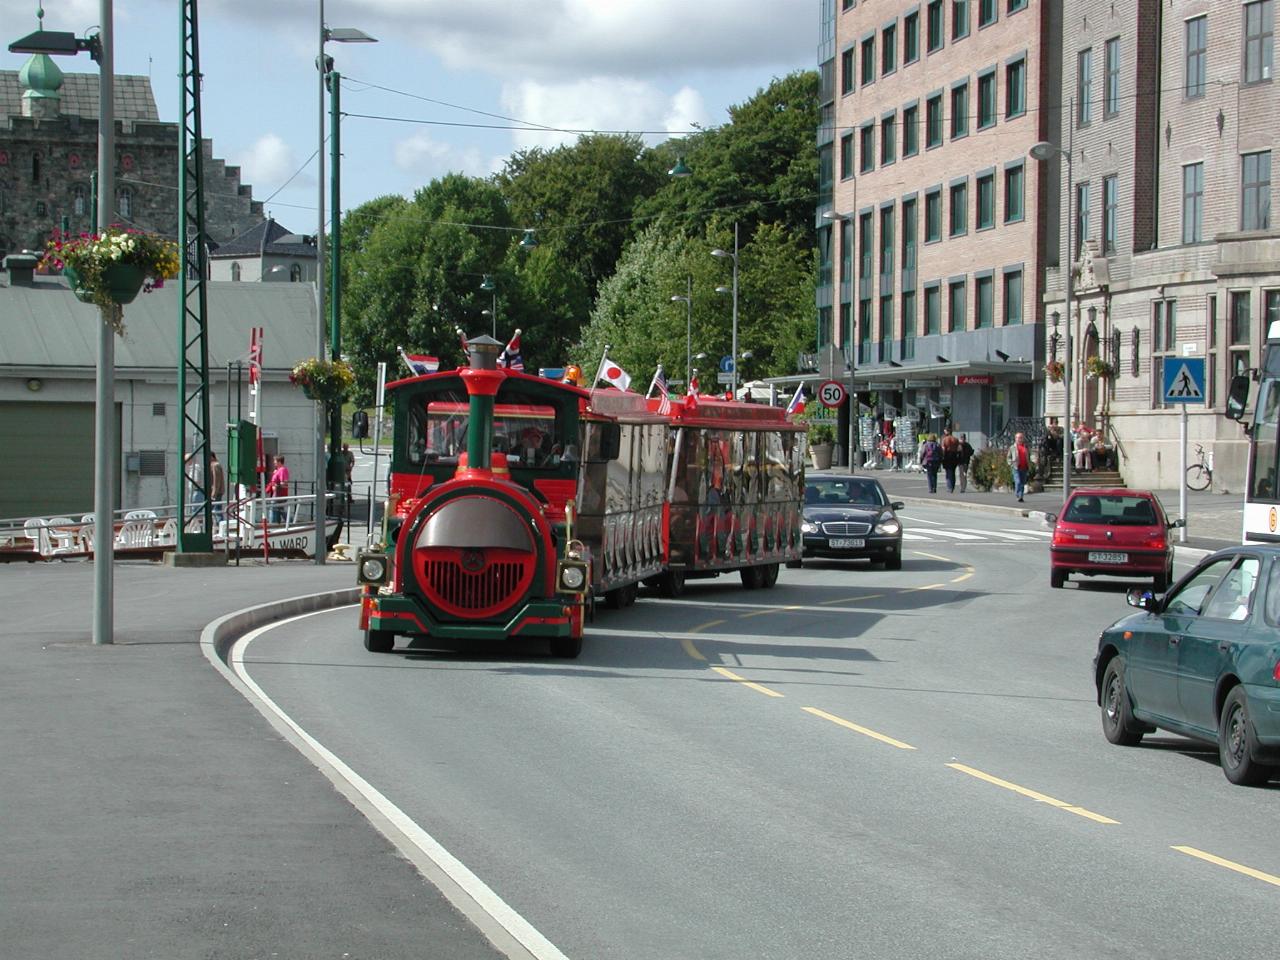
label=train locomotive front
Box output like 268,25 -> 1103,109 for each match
357,337 -> 591,658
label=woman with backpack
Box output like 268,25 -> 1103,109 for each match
919,434 -> 942,493
940,430 -> 961,493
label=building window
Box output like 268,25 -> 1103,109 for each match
1104,37 -> 1120,117
880,205 -> 895,281
840,219 -> 854,287
903,102 -> 920,156
231,262 -> 241,282
948,278 -> 967,332
976,172 -> 995,229
950,82 -> 969,138
73,184 -> 86,216
1005,57 -> 1026,118
1153,299 -> 1177,408
818,306 -> 833,348
902,290 -> 917,358
927,1 -> 945,52
979,0 -> 997,28
1242,150 -> 1272,230
819,225 -> 834,288
841,47 -> 855,95
904,10 -> 920,64
902,196 -> 918,282
1230,292 -> 1252,386
977,71 -> 997,130
1185,16 -> 1207,99
1103,174 -> 1118,254
117,187 -> 132,220
1078,48 -> 1094,125
1008,0 -> 1026,11
840,302 -> 854,354
1004,162 -> 1025,223
926,93 -> 944,148
1003,268 -> 1023,325
1076,181 -> 1091,258
859,212 -> 874,284
949,180 -> 968,236
1244,0 -> 1274,85
882,23 -> 898,75
952,0 -> 969,40
924,283 -> 942,334
975,274 -> 994,328
862,35 -> 876,85
860,124 -> 876,173
925,187 -> 942,243
840,133 -> 854,179
879,296 -> 894,360
881,115 -> 897,165
31,153 -> 40,183
1182,162 -> 1204,243
35,200 -> 46,217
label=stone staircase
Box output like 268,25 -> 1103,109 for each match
1037,467 -> 1125,491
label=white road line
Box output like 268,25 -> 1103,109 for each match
231,614 -> 570,960
901,531 -> 935,540
1003,528 -> 1053,538
589,626 -> 879,642
956,528 -> 1039,541
921,529 -> 985,540
640,598 -> 916,615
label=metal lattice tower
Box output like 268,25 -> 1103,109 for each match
177,0 -> 213,551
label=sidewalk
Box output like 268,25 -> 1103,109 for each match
865,465 -> 1243,558
1,560 -> 505,960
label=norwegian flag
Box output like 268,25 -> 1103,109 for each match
499,329 -> 524,372
248,327 -> 263,384
786,384 -> 807,415
399,349 -> 439,376
647,364 -> 672,415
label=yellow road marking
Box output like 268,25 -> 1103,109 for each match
690,619 -> 724,633
947,763 -> 1119,824
711,666 -> 784,698
680,638 -> 706,661
803,707 -> 916,750
912,551 -> 954,563
741,604 -> 805,618
820,593 -> 884,605
950,570 -> 974,583
1172,846 -> 1280,887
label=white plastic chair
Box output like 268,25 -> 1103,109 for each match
45,517 -> 80,555
23,518 -> 51,555
124,509 -> 158,520
155,518 -> 178,545
115,520 -> 155,549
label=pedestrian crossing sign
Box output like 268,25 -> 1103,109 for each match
1163,357 -> 1205,404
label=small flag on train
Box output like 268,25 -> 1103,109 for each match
499,329 -> 524,372
600,361 -> 631,391
786,384 -> 806,415
399,349 -> 439,376
647,364 -> 672,415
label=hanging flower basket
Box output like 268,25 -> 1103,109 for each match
1044,360 -> 1064,383
43,227 -> 180,334
1086,356 -> 1114,380
290,357 -> 356,404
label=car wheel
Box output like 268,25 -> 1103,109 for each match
1050,568 -> 1066,589
364,628 -> 394,653
658,569 -> 686,598
549,635 -> 583,658
1219,687 -> 1275,786
884,553 -> 902,571
739,566 -> 764,589
760,563 -> 780,588
1100,657 -> 1144,746
785,558 -> 802,569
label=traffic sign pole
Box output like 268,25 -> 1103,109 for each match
1163,356 -> 1205,545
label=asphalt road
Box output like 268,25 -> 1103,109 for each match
235,504 -> 1280,960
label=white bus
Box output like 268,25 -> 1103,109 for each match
1226,319 -> 1280,543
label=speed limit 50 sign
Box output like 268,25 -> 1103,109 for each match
818,380 -> 847,409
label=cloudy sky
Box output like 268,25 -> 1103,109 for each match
2,0 -> 814,234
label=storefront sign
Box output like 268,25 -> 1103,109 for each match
955,374 -> 993,385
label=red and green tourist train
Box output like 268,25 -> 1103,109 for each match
356,336 -> 806,657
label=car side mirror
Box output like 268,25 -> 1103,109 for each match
1168,518 -> 1186,529
1126,587 -> 1159,610
890,501 -> 905,511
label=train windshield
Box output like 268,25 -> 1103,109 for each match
406,383 -> 577,469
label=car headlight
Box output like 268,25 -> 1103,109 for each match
874,518 -> 901,535
557,560 -> 588,594
801,520 -> 820,534
356,552 -> 389,585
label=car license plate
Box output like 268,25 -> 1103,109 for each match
829,538 -> 866,549
1088,551 -> 1128,564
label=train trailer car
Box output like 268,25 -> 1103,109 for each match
356,336 -> 805,658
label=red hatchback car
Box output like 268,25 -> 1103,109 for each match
1047,489 -> 1184,590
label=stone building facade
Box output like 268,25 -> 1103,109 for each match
818,0 -> 1052,453
0,61 -> 263,259
1041,0 -> 1280,491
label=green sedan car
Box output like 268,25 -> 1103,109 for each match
1093,546 -> 1280,785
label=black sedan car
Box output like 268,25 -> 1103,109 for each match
796,473 -> 904,569
1094,546 -> 1280,785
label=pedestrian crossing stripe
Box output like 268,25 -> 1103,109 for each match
901,528 -> 1051,542
1163,358 -> 1206,403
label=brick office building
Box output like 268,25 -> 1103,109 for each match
0,55 -> 263,259
1040,0 -> 1279,491
817,0 -> 1053,455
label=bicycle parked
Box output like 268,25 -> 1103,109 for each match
1186,442 -> 1213,491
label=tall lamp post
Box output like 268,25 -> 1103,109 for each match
711,222 -> 740,397
1030,108 -> 1075,503
315,3 -> 376,565
670,275 -> 692,386
821,208 -> 857,471
11,11 -> 112,642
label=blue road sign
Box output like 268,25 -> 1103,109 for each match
719,355 -> 735,374
1163,357 -> 1206,404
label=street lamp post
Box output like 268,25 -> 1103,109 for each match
821,208 -> 857,472
315,3 -> 376,565
670,275 -> 692,386
480,274 -> 497,337
711,223 -> 740,397
11,9 -> 113,642
1030,102 -> 1075,503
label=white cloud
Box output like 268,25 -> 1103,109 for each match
392,131 -> 489,179
240,133 -> 306,193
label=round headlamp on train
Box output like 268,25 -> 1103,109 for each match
557,559 -> 588,594
356,551 -> 390,585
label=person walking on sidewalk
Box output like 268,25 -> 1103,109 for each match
940,430 -> 961,493
920,434 -> 942,493
957,433 -> 974,493
1007,432 -> 1031,503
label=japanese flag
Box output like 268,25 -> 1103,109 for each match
600,361 -> 631,391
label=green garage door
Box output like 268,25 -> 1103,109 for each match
0,401 -> 117,520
